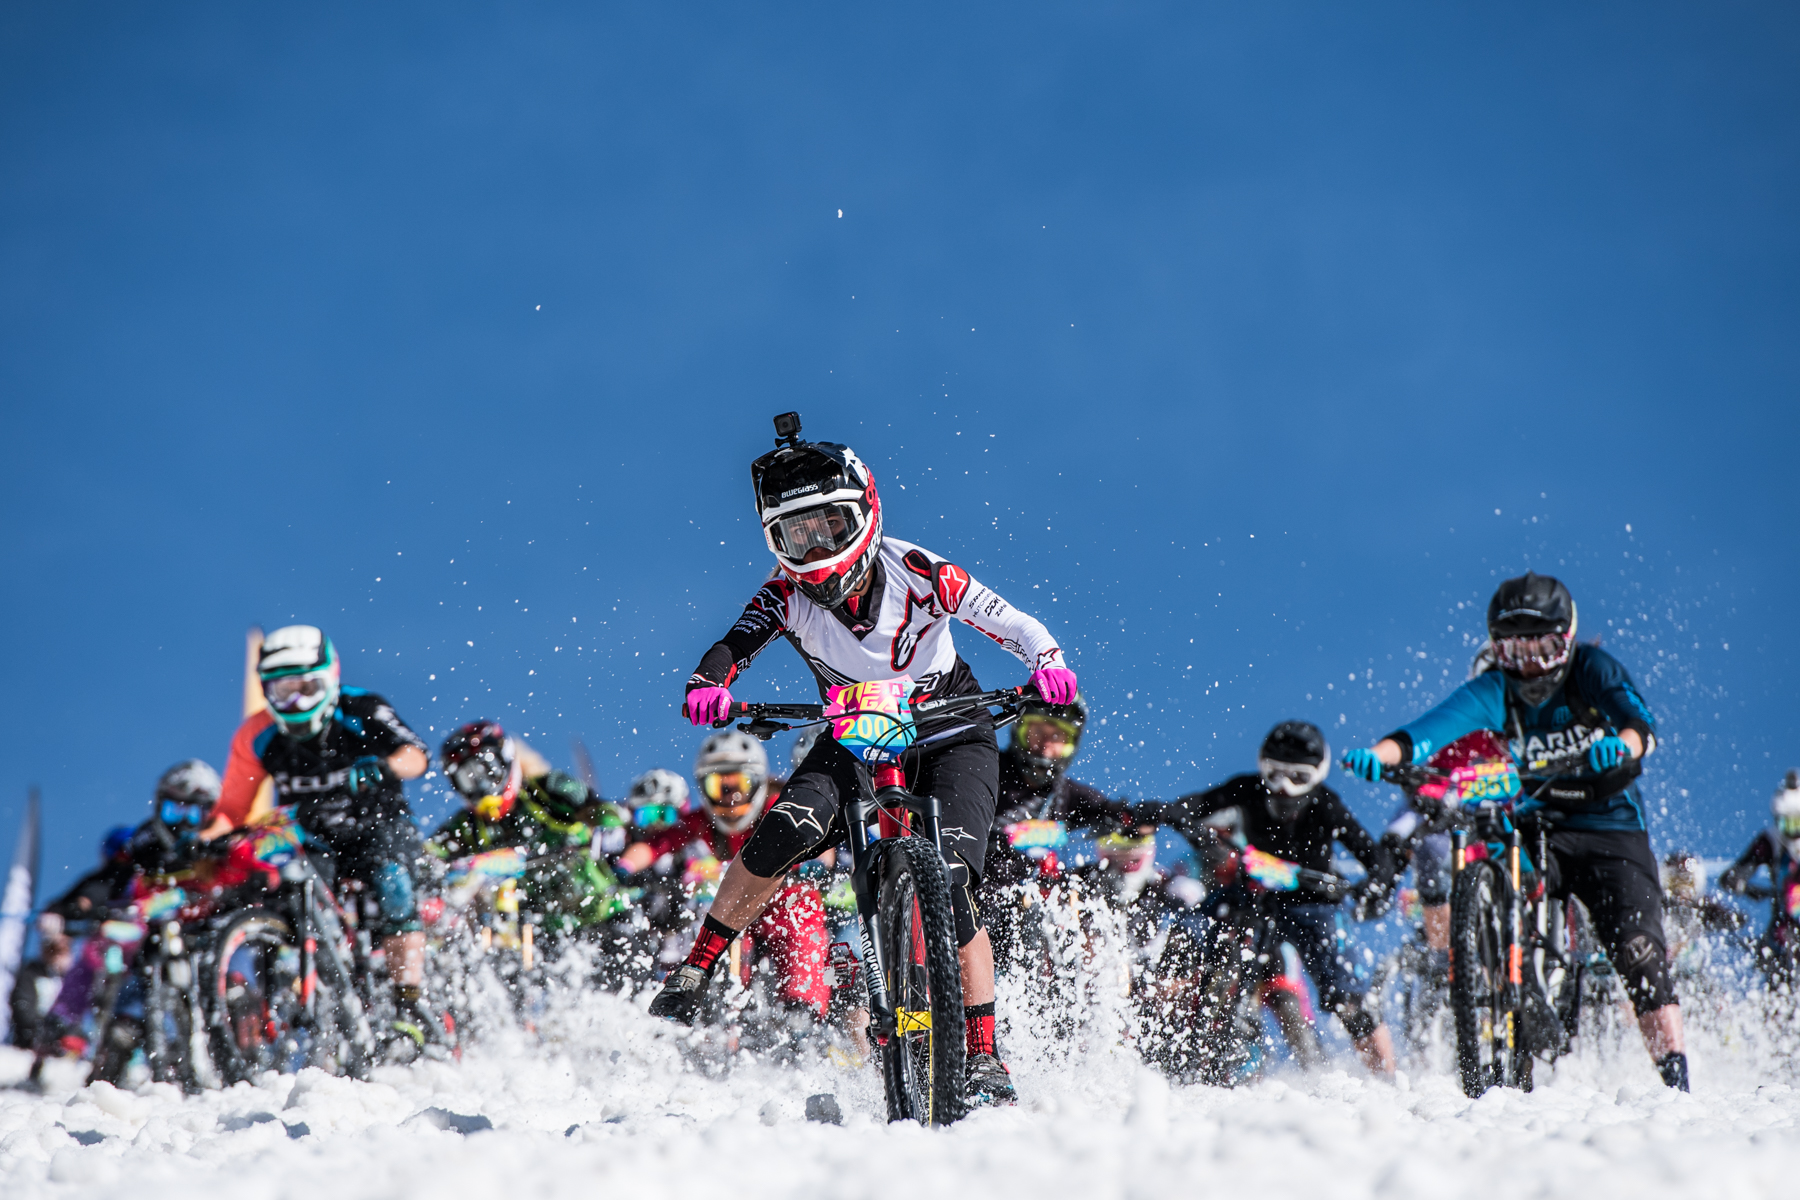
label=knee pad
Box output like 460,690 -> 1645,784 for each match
1620,932 -> 1676,1015
952,879 -> 983,948
376,861 -> 420,934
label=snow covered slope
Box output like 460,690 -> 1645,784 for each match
2,989 -> 1796,1200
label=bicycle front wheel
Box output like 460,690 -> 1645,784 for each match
1449,859 -> 1522,1097
876,836 -> 967,1126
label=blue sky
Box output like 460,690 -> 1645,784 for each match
3,3 -> 1797,893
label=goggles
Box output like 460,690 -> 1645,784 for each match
1019,714 -> 1080,762
159,798 -> 208,828
768,503 -> 862,562
1779,814 -> 1800,840
633,803 -> 683,829
452,750 -> 512,800
263,671 -> 332,713
1491,631 -> 1573,676
700,771 -> 758,804
1259,758 -> 1326,797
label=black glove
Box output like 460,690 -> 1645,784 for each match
1130,799 -> 1169,826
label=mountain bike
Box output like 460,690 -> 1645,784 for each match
1381,757 -> 1617,1097
715,680 -> 1035,1126
1135,844 -> 1345,1084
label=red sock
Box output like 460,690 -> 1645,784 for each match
965,1001 -> 996,1057
685,915 -> 738,973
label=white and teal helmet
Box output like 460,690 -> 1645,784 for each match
259,625 -> 341,739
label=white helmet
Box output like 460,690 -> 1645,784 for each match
1773,770 -> 1800,858
694,730 -> 770,834
259,625 -> 341,739
627,768 -> 692,832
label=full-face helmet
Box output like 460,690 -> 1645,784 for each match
154,759 -> 221,831
1258,720 -> 1330,821
627,768 -> 692,832
750,413 -> 883,608
694,730 -> 770,834
1487,573 -> 1577,707
1773,770 -> 1800,860
259,625 -> 342,739
1008,692 -> 1088,790
440,721 -> 523,821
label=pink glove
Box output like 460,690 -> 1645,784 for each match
684,686 -> 734,727
1030,667 -> 1078,706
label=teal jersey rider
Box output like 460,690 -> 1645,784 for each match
1385,578 -> 1658,832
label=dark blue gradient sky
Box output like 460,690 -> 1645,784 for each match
4,3 -> 1797,888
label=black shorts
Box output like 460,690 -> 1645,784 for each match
1544,827 -> 1675,1015
737,728 -> 1000,947
304,806 -> 424,937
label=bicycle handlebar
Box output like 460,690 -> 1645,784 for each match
713,685 -> 1036,734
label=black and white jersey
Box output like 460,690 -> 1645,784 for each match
689,537 -> 1066,738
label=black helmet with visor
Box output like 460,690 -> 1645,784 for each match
750,413 -> 883,609
1486,572 -> 1577,707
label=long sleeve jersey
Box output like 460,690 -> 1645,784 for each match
1386,645 -> 1657,832
215,688 -> 427,833
687,537 -> 1067,739
1162,775 -> 1389,902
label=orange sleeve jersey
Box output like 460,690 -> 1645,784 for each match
214,710 -> 277,830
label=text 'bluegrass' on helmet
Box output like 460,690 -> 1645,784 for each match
440,721 -> 523,821
694,729 -> 770,835
1487,572 -> 1577,707
750,412 -> 883,608
259,625 -> 341,739
1259,720 -> 1330,821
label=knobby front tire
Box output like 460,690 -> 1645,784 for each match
1449,859 -> 1524,1098
877,836 -> 967,1126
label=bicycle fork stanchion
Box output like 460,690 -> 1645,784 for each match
301,877 -> 319,1020
1450,829 -> 1467,983
1507,826 -> 1523,1080
848,791 -> 897,1042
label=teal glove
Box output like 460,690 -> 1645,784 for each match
1341,748 -> 1384,782
1588,736 -> 1630,771
346,755 -> 390,795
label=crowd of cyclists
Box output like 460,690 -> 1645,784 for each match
9,413 -> 1799,1113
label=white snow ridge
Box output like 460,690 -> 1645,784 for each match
1,988 -> 1797,1200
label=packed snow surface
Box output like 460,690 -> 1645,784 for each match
1,988 -> 1795,1200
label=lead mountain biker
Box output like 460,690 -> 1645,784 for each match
645,414 -> 1080,1107
1716,770 -> 1800,988
426,721 -> 635,976
623,731 -> 833,1027
1138,720 -> 1399,1077
1342,572 -> 1689,1091
206,625 -> 439,1050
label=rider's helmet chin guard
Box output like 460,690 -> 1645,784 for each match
627,767 -> 693,832
694,729 -> 770,835
1772,769 -> 1800,860
440,721 -> 523,822
1487,572 -> 1578,708
1258,720 -> 1330,819
750,417 -> 883,609
259,625 -> 341,740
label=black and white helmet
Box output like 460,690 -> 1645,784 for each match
750,413 -> 883,608
694,730 -> 771,834
1258,721 -> 1330,821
